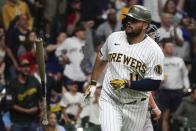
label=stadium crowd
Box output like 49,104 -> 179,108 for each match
0,0 -> 196,131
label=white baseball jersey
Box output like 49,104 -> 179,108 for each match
99,31 -> 164,131
55,37 -> 86,81
100,31 -> 164,103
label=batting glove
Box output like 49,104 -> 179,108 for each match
84,80 -> 97,99
110,79 -> 129,93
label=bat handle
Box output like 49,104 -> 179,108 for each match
42,97 -> 48,125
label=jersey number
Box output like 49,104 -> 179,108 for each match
130,72 -> 139,81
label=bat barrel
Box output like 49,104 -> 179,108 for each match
35,38 -> 48,125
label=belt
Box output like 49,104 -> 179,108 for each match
124,98 -> 146,105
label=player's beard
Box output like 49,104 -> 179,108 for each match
125,27 -> 143,37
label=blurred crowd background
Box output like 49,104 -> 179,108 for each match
0,0 -> 196,131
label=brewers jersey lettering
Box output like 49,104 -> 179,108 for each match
99,31 -> 164,131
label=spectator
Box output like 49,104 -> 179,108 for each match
87,86 -> 102,131
115,0 -> 126,11
158,13 -> 184,47
60,81 -> 83,129
5,59 -> 41,131
43,0 -> 59,35
18,31 -> 37,73
176,16 -> 194,62
80,20 -> 96,75
48,89 -> 62,123
95,8 -> 121,45
118,0 -> 138,21
43,0 -> 67,35
163,0 -> 185,26
46,32 -> 67,74
2,0 -> 33,30
44,112 -> 66,131
143,0 -> 162,27
33,63 -> 62,106
7,14 -> 29,57
66,0 -> 81,35
157,38 -> 190,131
5,14 -> 30,80
80,0 -> 110,26
55,26 -> 87,92
177,0 -> 196,20
172,86 -> 196,129
0,26 -> 18,82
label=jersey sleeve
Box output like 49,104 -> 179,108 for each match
144,49 -> 164,80
99,36 -> 110,60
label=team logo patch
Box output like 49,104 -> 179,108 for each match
154,65 -> 162,75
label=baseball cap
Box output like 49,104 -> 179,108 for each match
65,79 -> 77,86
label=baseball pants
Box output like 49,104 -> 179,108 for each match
99,98 -> 148,131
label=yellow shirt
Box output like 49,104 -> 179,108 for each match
2,0 -> 33,30
119,6 -> 129,20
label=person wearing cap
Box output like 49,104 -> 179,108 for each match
5,59 -> 42,131
84,5 -> 164,131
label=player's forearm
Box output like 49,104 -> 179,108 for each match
130,79 -> 161,91
91,54 -> 107,81
148,93 -> 157,109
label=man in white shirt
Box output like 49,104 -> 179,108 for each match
55,26 -> 87,92
158,13 -> 184,47
157,38 -> 190,131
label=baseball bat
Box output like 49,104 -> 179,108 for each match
35,38 -> 48,125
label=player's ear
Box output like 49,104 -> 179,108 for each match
143,22 -> 149,30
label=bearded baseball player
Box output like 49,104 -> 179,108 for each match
85,5 -> 164,131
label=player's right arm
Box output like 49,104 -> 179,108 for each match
84,35 -> 110,98
84,52 -> 107,98
91,53 -> 107,81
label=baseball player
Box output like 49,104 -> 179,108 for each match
85,5 -> 164,131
